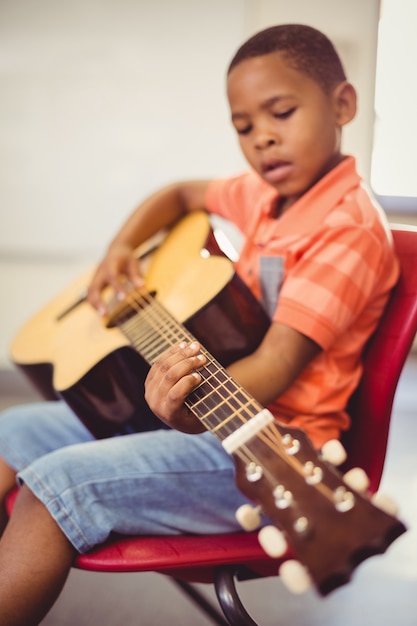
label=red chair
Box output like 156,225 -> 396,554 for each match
341,225 -> 417,489
7,224 -> 417,625
72,225 -> 417,625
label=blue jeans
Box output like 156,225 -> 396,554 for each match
0,401 -> 253,553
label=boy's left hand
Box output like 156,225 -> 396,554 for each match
144,341 -> 207,434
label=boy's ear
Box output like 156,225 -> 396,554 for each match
333,81 -> 357,127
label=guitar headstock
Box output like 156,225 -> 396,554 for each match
231,416 -> 407,596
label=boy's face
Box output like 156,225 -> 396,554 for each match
227,52 -> 345,210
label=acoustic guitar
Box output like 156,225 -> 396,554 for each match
10,211 -> 406,595
10,212 -> 270,436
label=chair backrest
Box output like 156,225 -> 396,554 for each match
343,224 -> 417,491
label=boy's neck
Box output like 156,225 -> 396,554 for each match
275,153 -> 347,217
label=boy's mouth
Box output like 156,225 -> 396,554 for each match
261,159 -> 292,184
261,158 -> 289,172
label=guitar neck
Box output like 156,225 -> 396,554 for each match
115,291 -> 264,441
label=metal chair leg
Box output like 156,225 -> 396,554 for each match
172,578 -> 230,625
214,566 -> 259,626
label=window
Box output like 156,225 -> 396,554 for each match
371,0 -> 417,211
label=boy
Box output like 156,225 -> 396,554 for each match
0,24 -> 398,625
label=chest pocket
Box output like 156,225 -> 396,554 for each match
260,256 -> 285,319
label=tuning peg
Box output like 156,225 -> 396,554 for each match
371,492 -> 399,516
321,439 -> 347,466
258,525 -> 288,558
343,467 -> 370,493
279,559 -> 312,594
235,504 -> 262,531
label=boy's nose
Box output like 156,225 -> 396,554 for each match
254,129 -> 278,150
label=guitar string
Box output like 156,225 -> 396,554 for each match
114,290 -> 339,503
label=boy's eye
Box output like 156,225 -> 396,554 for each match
273,107 -> 296,120
235,125 -> 252,136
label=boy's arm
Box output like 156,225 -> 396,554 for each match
227,321 -> 320,407
144,322 -> 321,434
87,180 -> 211,312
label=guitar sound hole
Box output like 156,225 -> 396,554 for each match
106,290 -> 157,328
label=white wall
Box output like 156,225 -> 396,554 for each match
0,0 -> 380,368
0,0 -> 248,259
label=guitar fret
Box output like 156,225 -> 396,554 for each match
192,359 -> 238,398
198,408 -> 258,440
189,383 -> 254,418
190,399 -> 259,436
187,367 -> 261,439
194,395 -> 256,422
200,356 -> 227,377
190,404 -> 255,436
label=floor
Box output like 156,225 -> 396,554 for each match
0,355 -> 416,626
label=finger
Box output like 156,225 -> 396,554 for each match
148,342 -> 205,385
105,260 -> 130,299
86,273 -> 109,315
126,257 -> 145,289
165,370 -> 202,405
144,369 -> 202,428
144,343 -> 206,414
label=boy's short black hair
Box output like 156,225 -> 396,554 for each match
228,24 -> 347,92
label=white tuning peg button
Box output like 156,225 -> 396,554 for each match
321,439 -> 347,466
235,504 -> 262,531
343,467 -> 370,493
371,492 -> 399,516
279,559 -> 312,594
258,525 -> 288,558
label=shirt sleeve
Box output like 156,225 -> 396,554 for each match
274,224 -> 397,349
205,171 -> 267,234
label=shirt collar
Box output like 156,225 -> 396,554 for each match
261,156 -> 361,234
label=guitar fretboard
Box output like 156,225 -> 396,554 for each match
114,290 -> 263,441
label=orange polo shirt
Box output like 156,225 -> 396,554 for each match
205,157 -> 399,447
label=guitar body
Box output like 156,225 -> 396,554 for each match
10,212 -> 270,437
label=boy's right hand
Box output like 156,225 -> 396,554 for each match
86,243 -> 145,315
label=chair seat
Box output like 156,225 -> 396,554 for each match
75,532 -> 284,582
